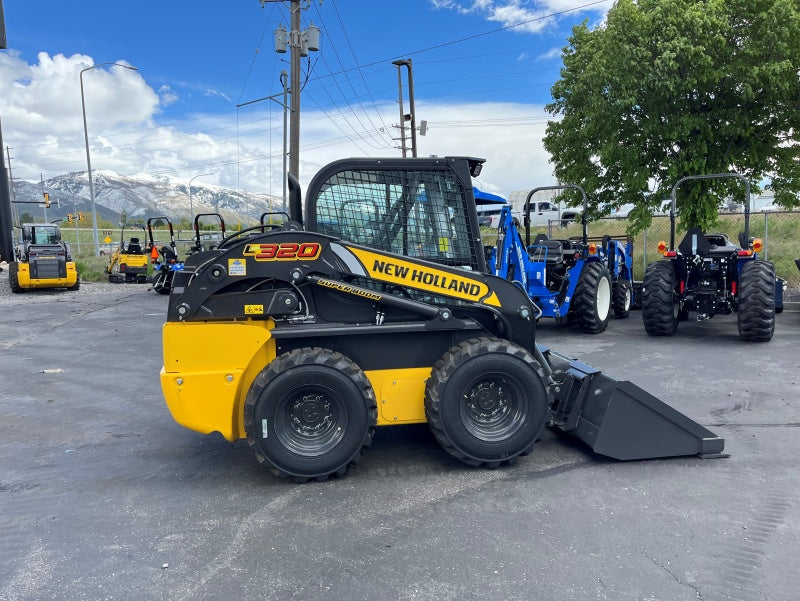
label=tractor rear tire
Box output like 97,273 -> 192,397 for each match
737,260 -> 775,342
244,348 -> 377,482
9,263 -> 23,293
612,279 -> 632,319
642,261 -> 679,336
424,338 -> 548,468
572,261 -> 612,333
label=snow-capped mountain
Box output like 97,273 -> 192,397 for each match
11,170 -> 284,225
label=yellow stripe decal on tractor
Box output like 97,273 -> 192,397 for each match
346,246 -> 500,307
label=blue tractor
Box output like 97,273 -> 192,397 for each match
488,185 -> 635,333
642,173 -> 783,341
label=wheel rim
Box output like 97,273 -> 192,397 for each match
275,386 -> 347,456
623,284 -> 631,312
459,373 -> 526,442
596,276 -> 611,320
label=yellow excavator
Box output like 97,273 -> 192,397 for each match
160,157 -> 726,481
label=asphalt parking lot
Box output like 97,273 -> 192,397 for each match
1,281 -> 798,601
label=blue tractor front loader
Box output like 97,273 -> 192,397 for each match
488,185 -> 635,333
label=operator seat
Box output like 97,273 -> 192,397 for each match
529,233 -> 564,265
127,238 -> 142,254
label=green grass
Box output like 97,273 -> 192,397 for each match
481,210 -> 800,287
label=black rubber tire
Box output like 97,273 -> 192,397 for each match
424,338 -> 548,468
737,260 -> 775,342
244,348 -> 377,482
642,260 -> 680,336
612,279 -> 632,319
9,262 -> 23,293
572,261 -> 612,333
67,277 -> 80,291
152,271 -> 170,294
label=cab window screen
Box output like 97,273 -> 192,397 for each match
314,168 -> 479,270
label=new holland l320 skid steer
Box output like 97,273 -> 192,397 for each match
161,156 -> 726,482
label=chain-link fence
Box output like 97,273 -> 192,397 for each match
481,209 -> 800,289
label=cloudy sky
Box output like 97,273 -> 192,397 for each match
0,0 -> 610,199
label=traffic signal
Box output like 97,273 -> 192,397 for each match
78,212 -> 84,222
67,213 -> 73,222
44,192 -> 50,208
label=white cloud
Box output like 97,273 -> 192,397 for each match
158,85 -> 179,107
430,0 -> 609,34
0,51 -> 557,198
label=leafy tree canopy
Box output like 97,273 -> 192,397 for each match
543,0 -> 800,232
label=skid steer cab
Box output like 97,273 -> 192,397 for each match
107,223 -> 149,283
642,174 -> 784,342
161,156 -> 725,482
9,223 -> 79,292
488,185 -> 636,333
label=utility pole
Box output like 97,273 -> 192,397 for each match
392,59 -> 418,158
0,0 -> 14,263
261,0 -> 320,180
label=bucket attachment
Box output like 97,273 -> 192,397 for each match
541,347 -> 727,460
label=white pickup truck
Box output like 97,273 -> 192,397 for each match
508,190 -> 583,227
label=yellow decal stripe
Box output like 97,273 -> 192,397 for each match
346,246 -> 500,306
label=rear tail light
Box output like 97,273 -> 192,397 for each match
657,240 -> 668,255
752,238 -> 763,253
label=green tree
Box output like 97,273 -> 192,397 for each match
543,0 -> 800,232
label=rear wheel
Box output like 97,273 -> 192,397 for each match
737,260 -> 775,342
244,348 -> 377,482
9,262 -> 23,293
612,279 -> 632,319
642,260 -> 679,336
572,261 -> 612,333
424,338 -> 548,467
67,277 -> 80,291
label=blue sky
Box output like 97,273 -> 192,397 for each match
0,0 -> 611,198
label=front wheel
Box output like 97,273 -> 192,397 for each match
244,348 -> 377,482
9,262 -> 23,293
737,260 -> 775,342
572,261 -> 612,333
642,260 -> 679,336
424,338 -> 548,467
612,279 -> 632,319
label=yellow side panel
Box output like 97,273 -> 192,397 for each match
365,367 -> 432,426
17,262 -> 78,289
161,320 -> 275,441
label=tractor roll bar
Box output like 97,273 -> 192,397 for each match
523,185 -> 588,248
669,173 -> 750,250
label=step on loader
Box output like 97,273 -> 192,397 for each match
488,186 -> 635,332
8,222 -> 79,292
161,157 -> 725,482
642,174 -> 784,341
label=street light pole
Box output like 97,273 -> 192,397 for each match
80,62 -> 138,256
188,173 -> 213,222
